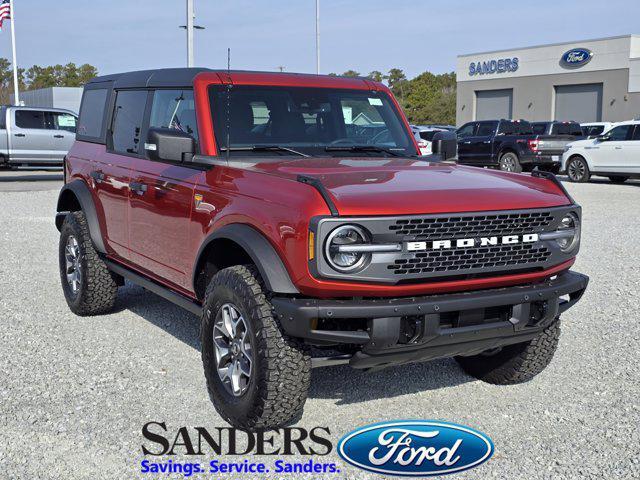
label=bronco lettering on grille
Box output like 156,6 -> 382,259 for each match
406,233 -> 539,252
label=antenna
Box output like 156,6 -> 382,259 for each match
225,47 -> 231,164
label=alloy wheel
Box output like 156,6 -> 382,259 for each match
501,155 -> 516,172
568,159 -> 585,181
64,235 -> 82,294
213,303 -> 253,397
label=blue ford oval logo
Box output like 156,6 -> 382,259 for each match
338,420 -> 494,476
561,48 -> 593,68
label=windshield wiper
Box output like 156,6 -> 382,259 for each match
324,145 -> 411,158
219,145 -> 310,157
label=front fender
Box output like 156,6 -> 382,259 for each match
55,180 -> 106,254
193,224 -> 299,295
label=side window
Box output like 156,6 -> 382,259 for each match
54,113 -> 77,133
631,125 -> 640,140
78,88 -> 109,138
476,122 -> 497,136
607,125 -> 632,141
149,89 -> 198,144
457,123 -> 476,138
15,110 -> 46,129
0,107 -> 6,129
532,123 -> 547,135
498,122 -> 515,135
111,90 -> 148,155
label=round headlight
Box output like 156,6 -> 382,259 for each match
556,212 -> 580,252
324,225 -> 371,272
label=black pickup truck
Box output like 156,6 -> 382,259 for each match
456,119 -> 578,173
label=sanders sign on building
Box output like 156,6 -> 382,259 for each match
456,34 -> 640,124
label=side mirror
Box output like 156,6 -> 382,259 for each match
431,130 -> 457,161
595,134 -> 610,142
145,127 -> 195,163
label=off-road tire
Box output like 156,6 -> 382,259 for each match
59,211 -> 118,315
201,265 -> 311,430
499,152 -> 523,173
608,175 -> 629,184
566,156 -> 590,183
455,320 -> 561,384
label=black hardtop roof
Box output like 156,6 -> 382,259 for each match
87,68 -> 375,89
88,68 -> 212,89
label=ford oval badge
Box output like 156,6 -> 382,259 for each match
337,420 -> 494,476
560,48 -> 593,68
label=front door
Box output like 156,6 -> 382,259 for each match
589,124 -> 633,173
127,89 -> 202,290
10,109 -> 61,164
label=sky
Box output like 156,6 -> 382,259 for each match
1,0 -> 639,79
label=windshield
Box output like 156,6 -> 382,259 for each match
209,85 -> 416,157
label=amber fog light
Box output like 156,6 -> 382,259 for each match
324,225 -> 371,272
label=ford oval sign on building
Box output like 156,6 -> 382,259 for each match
337,420 -> 494,476
560,48 -> 593,68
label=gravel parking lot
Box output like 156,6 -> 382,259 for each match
0,174 -> 638,479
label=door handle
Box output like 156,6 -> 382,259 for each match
89,170 -> 105,184
129,181 -> 148,195
614,146 -> 623,149
14,133 -> 25,137
53,134 -> 65,138
463,141 -> 471,144
482,140 -> 491,144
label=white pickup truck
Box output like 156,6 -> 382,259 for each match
0,106 -> 77,168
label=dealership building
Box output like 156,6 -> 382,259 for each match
456,34 -> 640,125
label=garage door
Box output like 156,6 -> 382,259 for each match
554,84 -> 602,122
475,89 -> 513,120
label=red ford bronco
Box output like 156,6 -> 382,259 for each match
56,69 -> 588,430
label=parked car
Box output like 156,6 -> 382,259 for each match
421,123 -> 456,131
0,106 -> 77,168
56,68 -> 588,430
580,122 -> 614,138
411,125 -> 448,155
562,120 -> 640,183
531,121 -> 584,137
456,119 -> 574,173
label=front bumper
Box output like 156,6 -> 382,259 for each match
272,271 -> 588,369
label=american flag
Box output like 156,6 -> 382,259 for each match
0,0 -> 11,31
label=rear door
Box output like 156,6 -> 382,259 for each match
473,121 -> 498,163
127,88 -> 203,290
94,89 -> 148,259
456,122 -> 478,162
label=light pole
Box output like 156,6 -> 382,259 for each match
315,0 -> 320,74
180,0 -> 204,67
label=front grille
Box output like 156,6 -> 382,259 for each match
388,243 -> 551,275
389,212 -> 554,239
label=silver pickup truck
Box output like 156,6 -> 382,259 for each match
0,106 -> 77,168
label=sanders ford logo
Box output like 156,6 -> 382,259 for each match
337,420 -> 493,476
560,48 -> 593,68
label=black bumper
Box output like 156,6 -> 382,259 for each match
272,271 -> 588,369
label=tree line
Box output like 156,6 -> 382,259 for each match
330,68 -> 456,126
0,58 -> 98,104
0,59 -> 455,125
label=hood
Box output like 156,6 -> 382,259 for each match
241,157 -> 571,216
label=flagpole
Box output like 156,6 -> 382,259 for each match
315,0 -> 320,74
9,0 -> 19,104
